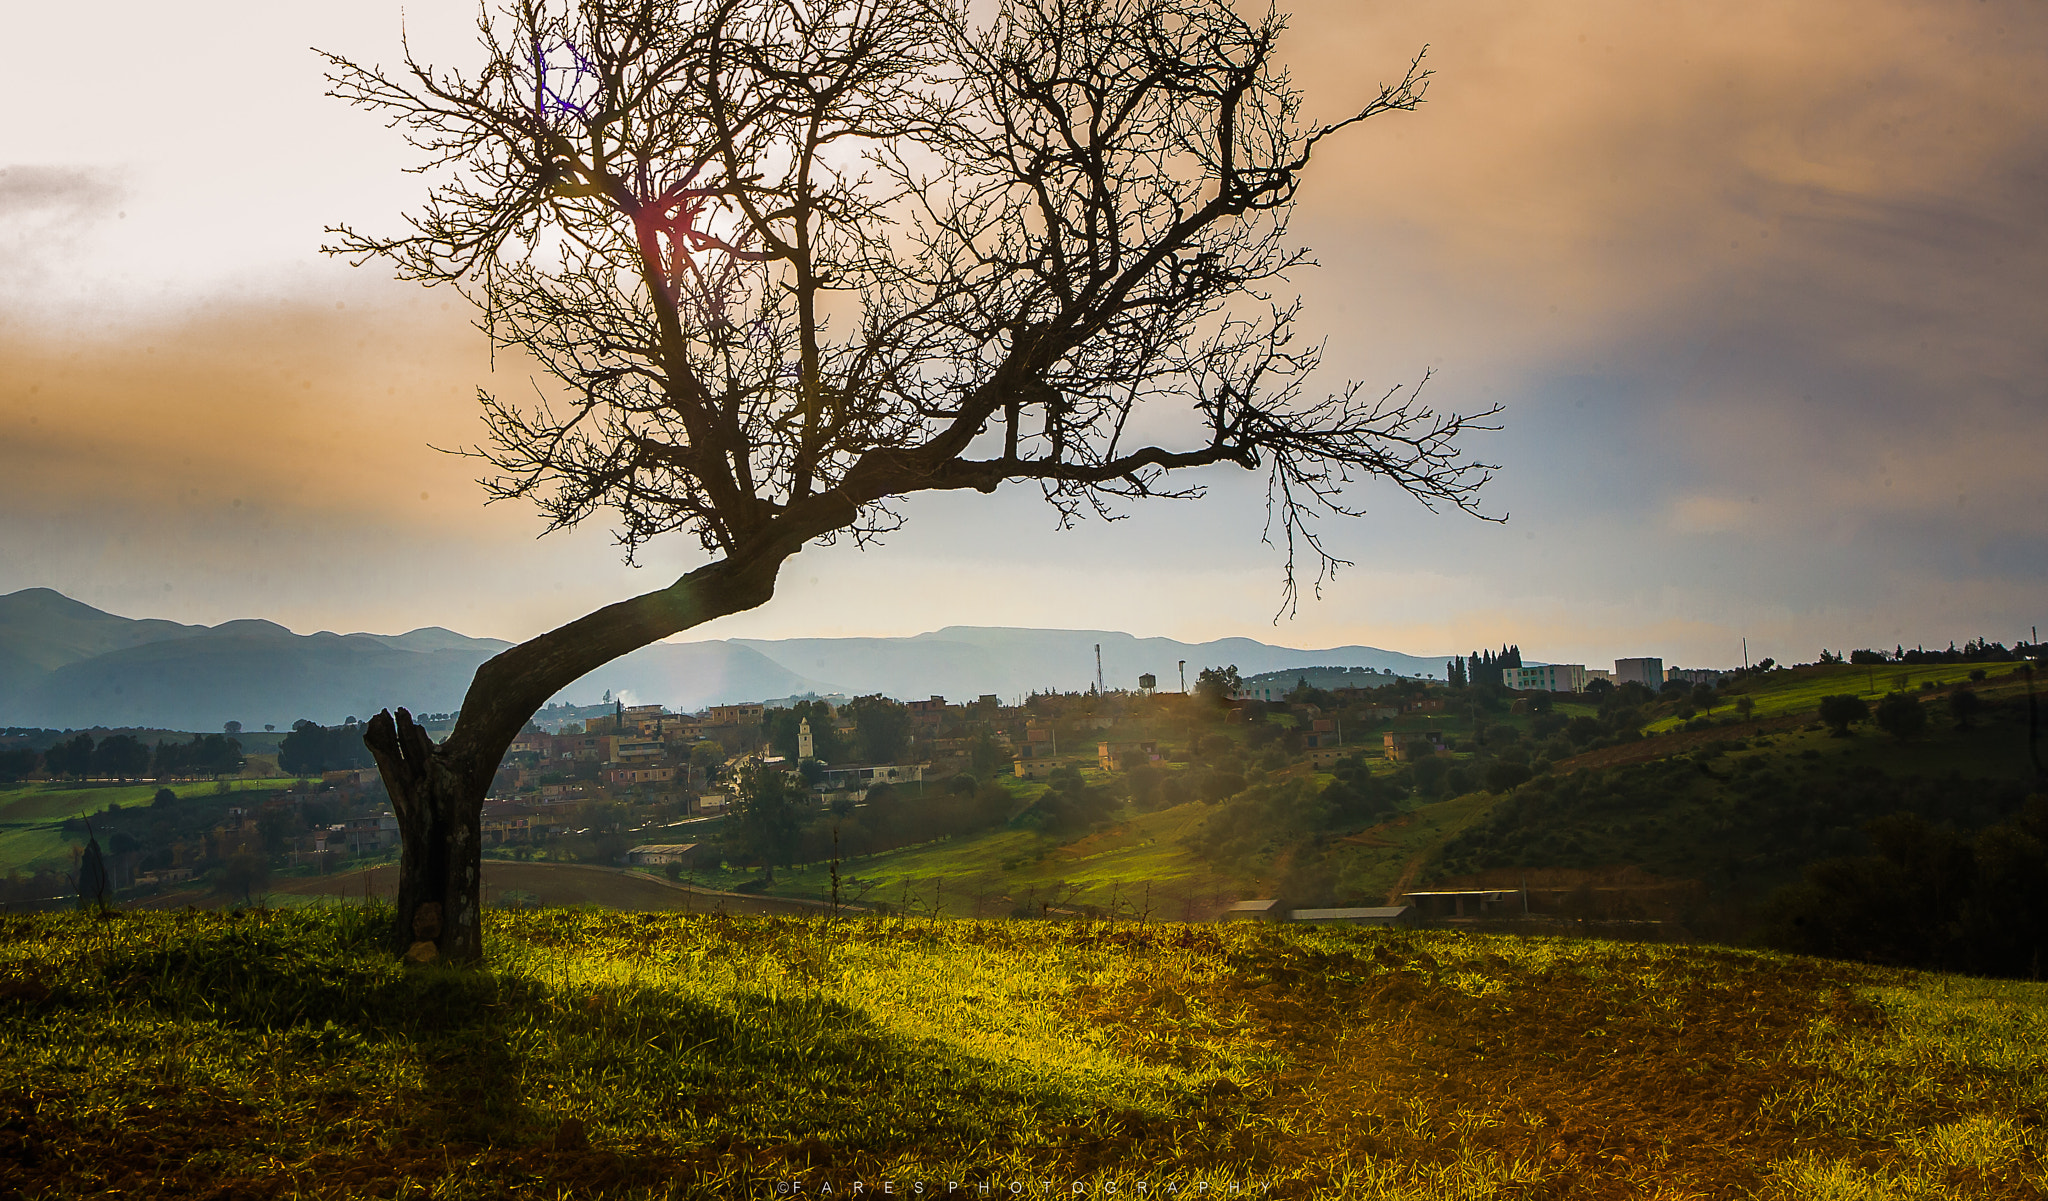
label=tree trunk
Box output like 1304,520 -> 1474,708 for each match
357,541 -> 811,964
364,708 -> 485,963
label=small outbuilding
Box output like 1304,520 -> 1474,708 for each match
626,843 -> 699,867
1221,899 -> 1285,922
1288,905 -> 1417,927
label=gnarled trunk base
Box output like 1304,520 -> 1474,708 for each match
365,708 -> 485,965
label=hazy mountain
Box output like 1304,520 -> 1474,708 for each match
0,588 -> 1451,729
719,626 -> 1448,703
0,590 -> 846,728
565,640 -> 846,714
1,615 -> 514,732
0,588 -> 206,699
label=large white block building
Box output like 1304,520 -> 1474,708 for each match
1506,663 -> 1587,693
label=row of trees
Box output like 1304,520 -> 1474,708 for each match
1818,689 -> 1986,739
1822,639 -> 2041,666
1445,645 -> 1523,689
1,733 -> 245,781
278,720 -> 377,776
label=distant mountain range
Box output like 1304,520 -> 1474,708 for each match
0,588 -> 1452,731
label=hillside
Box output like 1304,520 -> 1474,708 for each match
1,909 -> 2041,1199
0,589 -> 204,701
696,658 -> 2042,958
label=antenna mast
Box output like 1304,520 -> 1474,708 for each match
1095,644 -> 1105,695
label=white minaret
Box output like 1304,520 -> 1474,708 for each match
798,718 -> 814,760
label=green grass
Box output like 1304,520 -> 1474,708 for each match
0,780 -> 295,877
3,909 -> 2043,1198
1648,661 -> 2020,733
744,801 -> 1250,917
0,778 -> 288,824
1762,973 -> 2048,1198
1331,788 -> 1505,903
0,822 -> 79,879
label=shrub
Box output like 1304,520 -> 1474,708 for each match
1817,695 -> 1870,737
1873,692 -> 1927,741
1483,761 -> 1532,794
1950,688 -> 1983,728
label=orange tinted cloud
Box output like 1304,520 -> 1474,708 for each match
2,285 -> 492,522
0,280 -> 680,638
1287,0 -> 2046,323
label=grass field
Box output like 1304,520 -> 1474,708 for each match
0,780 -> 295,879
1,908 -> 2042,1199
0,778 -> 289,825
751,801 -> 1250,919
1646,661 -> 2026,733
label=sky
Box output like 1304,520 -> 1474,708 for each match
3,0 -> 2045,673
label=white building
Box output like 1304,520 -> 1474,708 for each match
1507,663 -> 1587,693
1614,657 -> 1664,688
1666,667 -> 1731,686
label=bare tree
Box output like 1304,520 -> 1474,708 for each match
322,0 -> 1500,962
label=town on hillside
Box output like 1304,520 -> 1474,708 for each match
2,635 -> 2040,936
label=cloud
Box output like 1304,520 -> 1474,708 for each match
1,283 -> 483,520
1265,0 -> 2048,650
0,165 -> 128,296
0,278 -> 671,637
0,165 -> 122,214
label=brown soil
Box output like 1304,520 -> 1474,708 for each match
1060,934 -> 1979,1199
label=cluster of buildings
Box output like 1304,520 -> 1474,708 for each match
158,651 -> 1742,877
1506,657 -> 1734,694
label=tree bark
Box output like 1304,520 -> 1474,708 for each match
360,539 -> 811,963
363,707 -> 482,961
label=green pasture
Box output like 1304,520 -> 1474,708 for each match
3,908 -> 2043,1198
0,779 -> 293,878
0,822 -> 79,879
1647,660 -> 2024,733
718,800 -> 1248,917
0,778 -> 288,825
